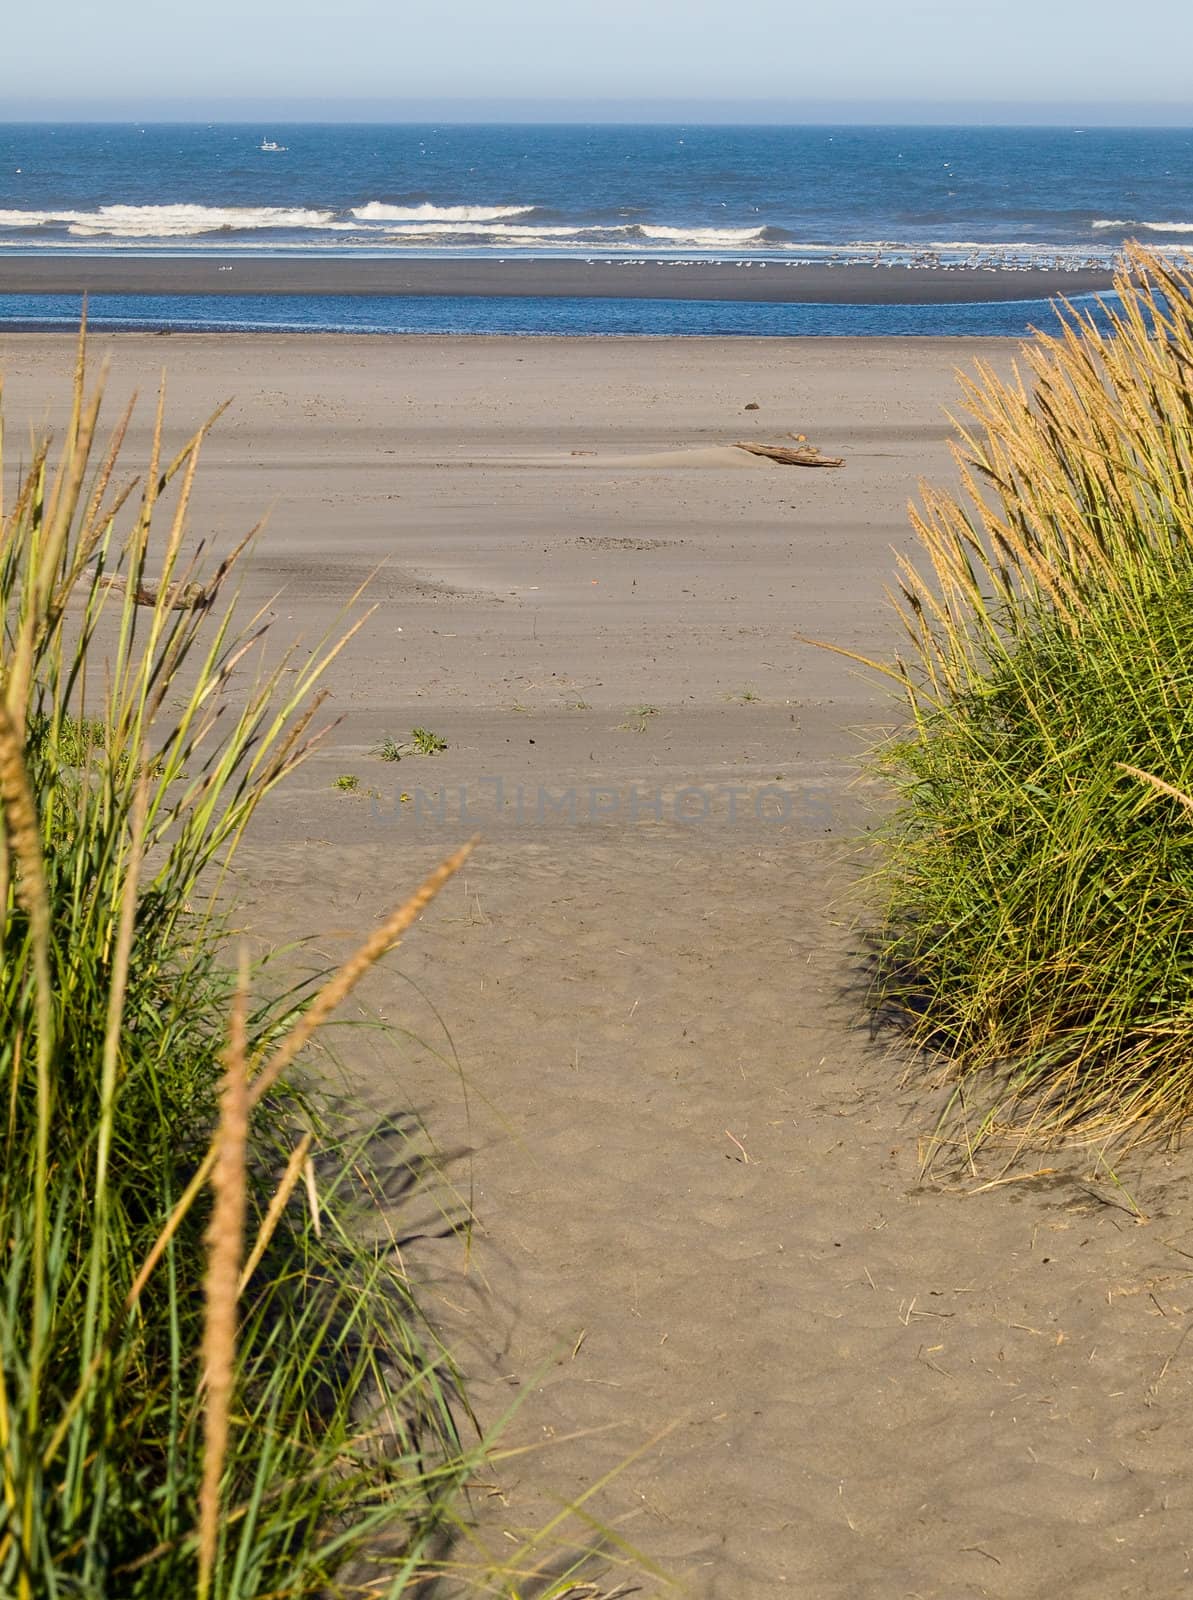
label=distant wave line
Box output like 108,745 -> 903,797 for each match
352,201 -> 534,222
0,204 -> 344,237
2,202 -> 1191,247
0,204 -> 776,246
376,222 -> 774,245
1092,218 -> 1193,233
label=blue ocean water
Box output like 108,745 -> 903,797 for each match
0,290 -> 1127,339
0,123 -> 1189,333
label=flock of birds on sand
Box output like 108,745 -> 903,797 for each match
489,250 -> 1125,275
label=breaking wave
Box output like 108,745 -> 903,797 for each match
0,204 -> 342,237
1093,218 -> 1193,233
352,201 -> 535,222
0,201 -> 1148,266
380,222 -> 584,240
638,224 -> 769,244
0,202 -> 787,253
373,221 -> 774,247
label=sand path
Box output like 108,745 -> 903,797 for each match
2,333 -> 1190,1597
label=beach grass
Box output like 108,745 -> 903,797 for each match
842,244 -> 1193,1148
0,334 -> 502,1596
410,727 -> 448,756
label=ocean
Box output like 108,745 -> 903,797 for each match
1,122 -> 1191,335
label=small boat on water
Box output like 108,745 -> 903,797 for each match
259,138 -> 287,152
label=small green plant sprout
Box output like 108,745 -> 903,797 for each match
619,705 -> 660,734
42,710 -> 108,765
333,773 -> 360,792
374,735 -> 405,763
727,686 -> 761,703
410,726 -> 448,755
1091,1150 -> 1149,1223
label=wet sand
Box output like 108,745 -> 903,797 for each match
0,253 -> 1117,304
1,331 -> 1189,1599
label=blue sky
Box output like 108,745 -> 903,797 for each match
1,0 -> 1190,121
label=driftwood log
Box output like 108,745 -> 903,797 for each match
85,532 -> 254,613
92,572 -> 217,611
734,440 -> 845,468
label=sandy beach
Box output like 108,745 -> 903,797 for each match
0,254 -> 1118,304
2,331 -> 1190,1597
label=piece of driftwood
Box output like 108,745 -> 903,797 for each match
734,440 -> 845,468
91,571 -> 222,611
86,532 -> 255,613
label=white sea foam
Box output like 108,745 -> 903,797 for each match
76,204 -> 339,236
353,201 -> 535,223
0,204 -> 340,237
922,240 -> 1047,252
382,222 -> 587,239
378,222 -> 774,248
638,225 -> 767,244
0,199 -> 1135,266
1093,218 -> 1193,232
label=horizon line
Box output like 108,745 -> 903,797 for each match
1,96 -> 1191,129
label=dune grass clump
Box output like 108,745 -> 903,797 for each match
0,339 -> 488,1597
854,245 -> 1193,1146
409,727 -> 448,756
